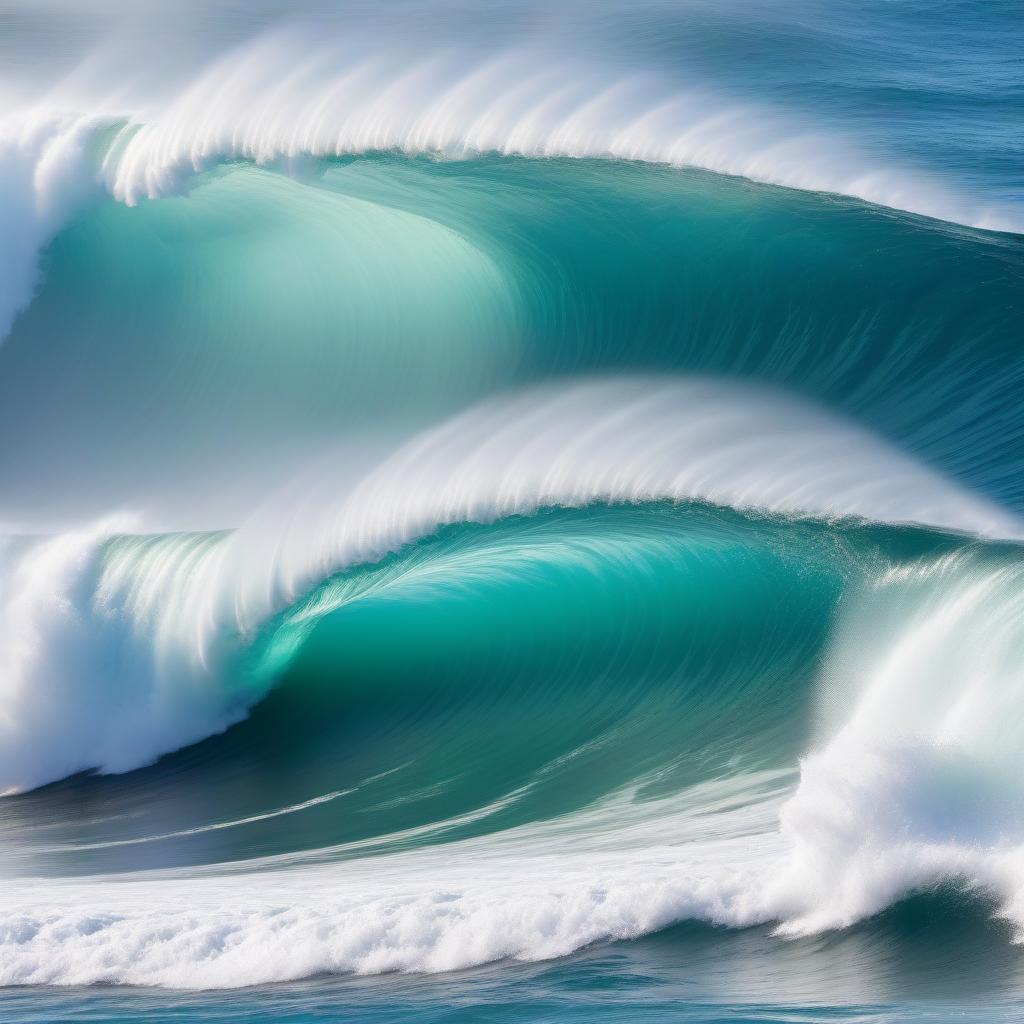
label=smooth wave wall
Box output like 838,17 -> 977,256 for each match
2,154 -> 1023,527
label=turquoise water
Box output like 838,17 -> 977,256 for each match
1,1 -> 1023,1021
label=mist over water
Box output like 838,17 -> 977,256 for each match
1,1 -> 1023,1021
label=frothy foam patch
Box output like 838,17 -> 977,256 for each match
0,522 -> 249,794
0,853 -> 769,987
770,553 -> 1024,933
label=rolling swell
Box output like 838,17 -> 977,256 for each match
4,503 -> 848,870
0,374 -> 1016,796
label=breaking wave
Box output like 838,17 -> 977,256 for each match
1,0 -> 1023,998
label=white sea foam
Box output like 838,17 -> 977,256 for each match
0,841 -> 775,987
0,518 -> 258,795
770,553 -> 1024,934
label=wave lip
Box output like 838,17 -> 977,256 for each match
93,33 -> 1023,234
251,375 -> 1020,611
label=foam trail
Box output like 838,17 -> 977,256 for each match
0,835 -> 781,987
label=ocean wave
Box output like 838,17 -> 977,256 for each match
2,14 -> 1021,353
0,376 -> 1015,795
4,534 -> 1024,987
3,2 -> 1024,999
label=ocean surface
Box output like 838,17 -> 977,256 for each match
1,1 -> 1023,1021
